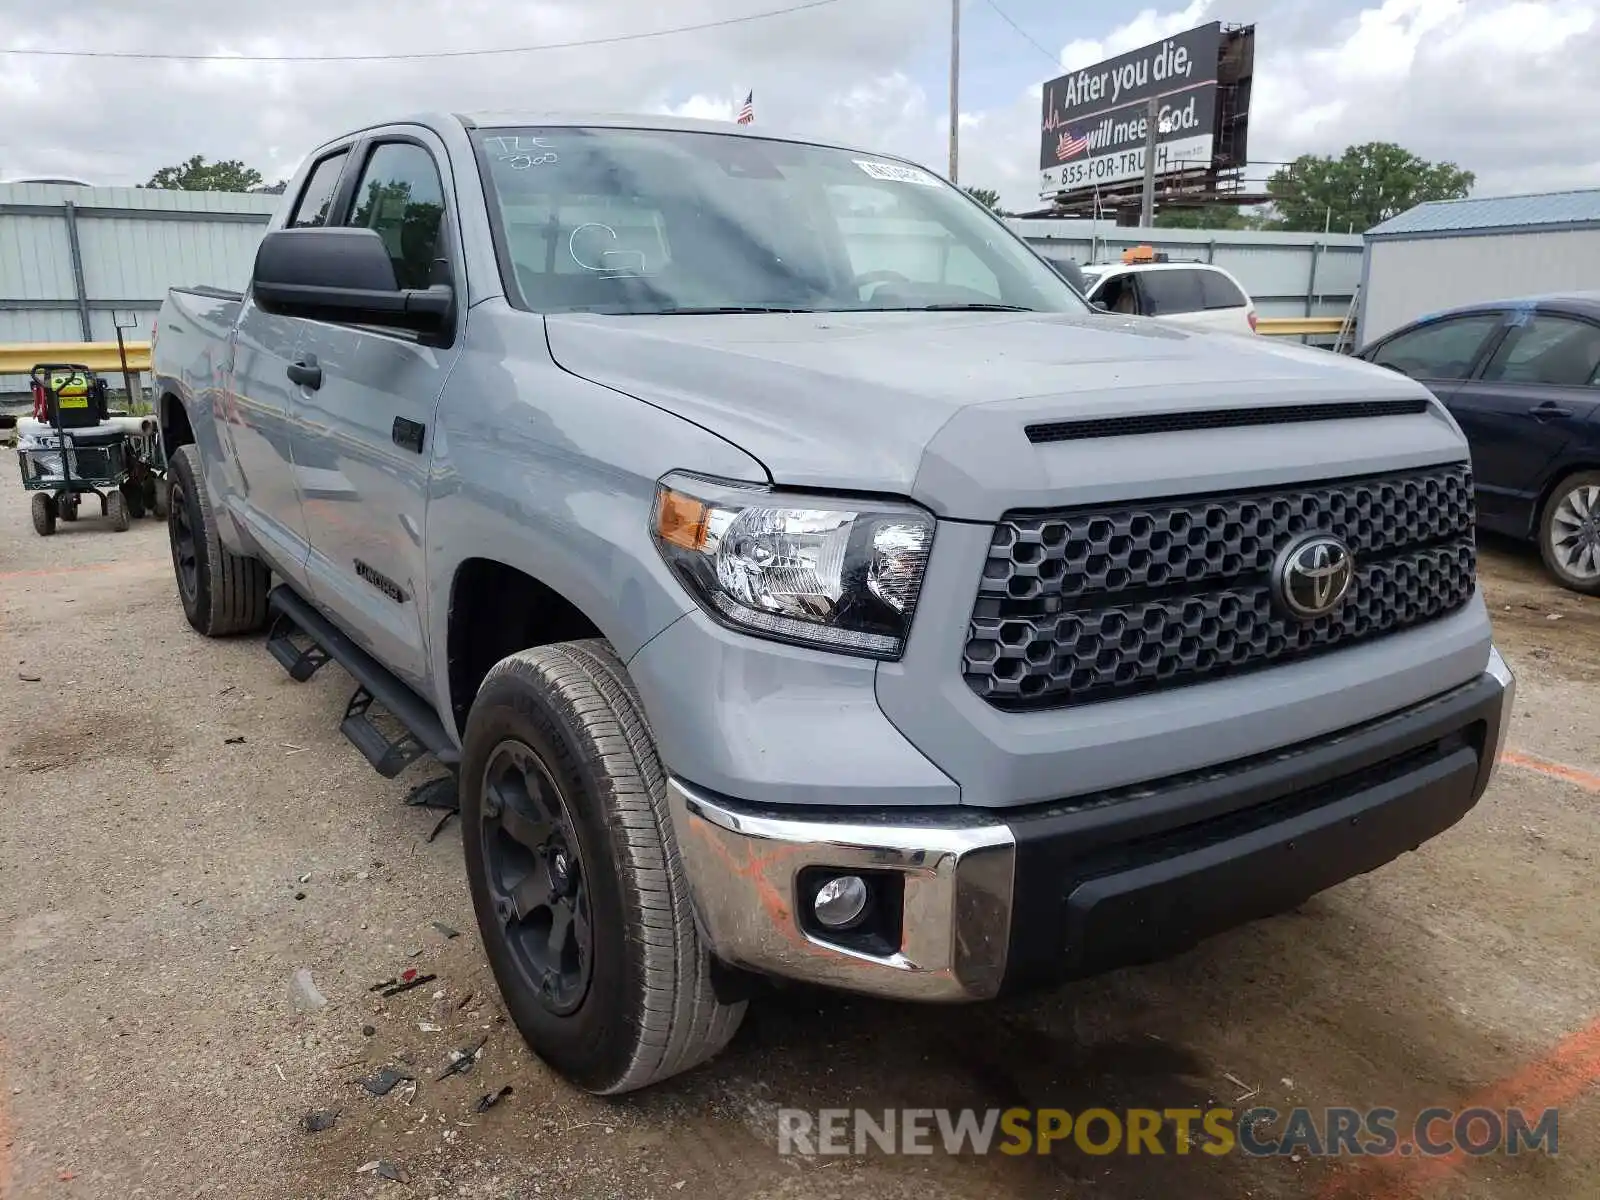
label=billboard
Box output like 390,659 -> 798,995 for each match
1038,22 -> 1222,199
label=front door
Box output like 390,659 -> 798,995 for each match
288,131 -> 466,690
1446,310 -> 1600,534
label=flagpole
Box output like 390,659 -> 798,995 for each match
947,0 -> 960,182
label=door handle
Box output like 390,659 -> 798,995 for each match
286,355 -> 322,390
1530,401 -> 1572,420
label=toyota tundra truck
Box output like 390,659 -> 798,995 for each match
150,113 -> 1514,1095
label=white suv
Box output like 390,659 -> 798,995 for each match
1077,260 -> 1259,335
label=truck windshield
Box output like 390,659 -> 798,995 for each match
472,126 -> 1087,316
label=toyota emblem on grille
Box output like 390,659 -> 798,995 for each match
1272,533 -> 1355,619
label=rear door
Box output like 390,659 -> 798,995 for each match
287,129 -> 466,689
1446,310 -> 1600,534
1134,268 -> 1213,329
222,146 -> 353,587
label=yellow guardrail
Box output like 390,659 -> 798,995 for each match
0,341 -> 152,375
1255,318 -> 1348,338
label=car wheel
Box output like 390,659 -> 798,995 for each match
1539,471 -> 1600,596
461,640 -> 746,1095
166,444 -> 271,635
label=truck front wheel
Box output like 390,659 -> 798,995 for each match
166,444 -> 271,635
461,640 -> 746,1094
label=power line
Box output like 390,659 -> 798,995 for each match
0,0 -> 846,63
982,0 -> 1061,67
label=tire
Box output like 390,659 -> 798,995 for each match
31,492 -> 56,537
461,640 -> 746,1094
106,489 -> 131,532
166,443 -> 271,635
1538,470 -> 1600,596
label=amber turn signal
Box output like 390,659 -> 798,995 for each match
654,487 -> 710,552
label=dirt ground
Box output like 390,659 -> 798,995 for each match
1,463 -> 1597,1200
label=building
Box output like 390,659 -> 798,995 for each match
1360,188 -> 1600,345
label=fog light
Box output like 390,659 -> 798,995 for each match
812,875 -> 869,928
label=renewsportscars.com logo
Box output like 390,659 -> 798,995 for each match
776,1106 -> 1560,1158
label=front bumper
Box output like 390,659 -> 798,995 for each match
668,649 -> 1514,1002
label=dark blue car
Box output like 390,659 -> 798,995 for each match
1358,294 -> 1600,595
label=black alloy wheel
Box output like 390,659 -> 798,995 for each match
168,473 -> 199,605
478,739 -> 594,1016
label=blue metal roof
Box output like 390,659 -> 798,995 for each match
1367,188 -> 1600,239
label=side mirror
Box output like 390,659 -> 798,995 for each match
251,227 -> 453,334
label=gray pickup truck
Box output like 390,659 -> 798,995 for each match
151,112 -> 1515,1095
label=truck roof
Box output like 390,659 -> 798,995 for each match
332,111 -> 900,164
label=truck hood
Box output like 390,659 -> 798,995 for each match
543,310 -> 1463,520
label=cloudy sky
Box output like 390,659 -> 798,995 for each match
0,0 -> 1594,210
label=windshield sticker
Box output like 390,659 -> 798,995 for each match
484,135 -> 559,169
853,160 -> 940,187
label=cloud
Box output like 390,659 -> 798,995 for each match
1,0 -> 1597,213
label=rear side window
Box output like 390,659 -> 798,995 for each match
1200,271 -> 1247,309
1138,269 -> 1207,316
1369,315 -> 1501,381
1479,315 -> 1600,386
344,142 -> 449,290
287,151 -> 348,228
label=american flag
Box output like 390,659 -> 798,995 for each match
736,90 -> 755,125
1056,129 -> 1088,161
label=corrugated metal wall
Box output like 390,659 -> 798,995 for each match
1361,228 -> 1600,344
0,183 -> 277,392
1006,220 -> 1364,322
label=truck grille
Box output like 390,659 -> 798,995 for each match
962,463 -> 1476,711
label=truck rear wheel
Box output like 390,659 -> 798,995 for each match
166,444 -> 271,635
461,640 -> 746,1094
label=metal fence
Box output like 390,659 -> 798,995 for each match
1006,219 -> 1365,328
0,183 -> 277,396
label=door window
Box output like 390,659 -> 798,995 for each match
343,143 -> 448,290
1368,315 -> 1501,381
1095,274 -> 1139,314
1479,315 -> 1600,386
287,150 -> 348,228
1138,269 -> 1207,316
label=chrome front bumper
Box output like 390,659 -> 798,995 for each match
666,779 -> 1016,1001
667,649 -> 1515,1003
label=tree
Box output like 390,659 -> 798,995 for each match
964,186 -> 1003,213
1155,205 -> 1269,230
143,154 -> 265,192
1266,142 -> 1474,233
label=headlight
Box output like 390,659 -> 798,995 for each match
652,472 -> 934,659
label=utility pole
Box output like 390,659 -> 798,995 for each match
1138,95 -> 1159,227
948,0 -> 960,183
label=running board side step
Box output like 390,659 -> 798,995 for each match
266,585 -> 460,777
